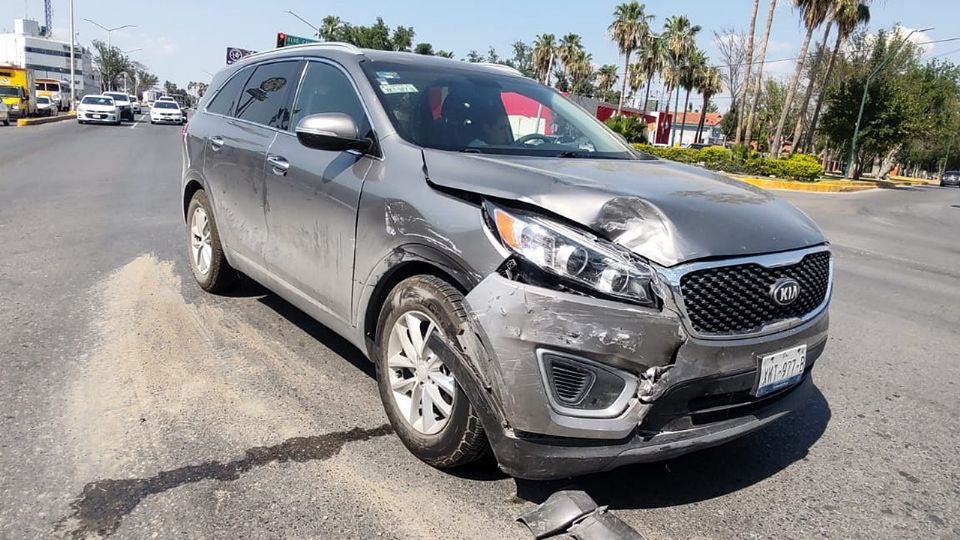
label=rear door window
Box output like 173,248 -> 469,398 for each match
206,66 -> 253,117
236,61 -> 301,129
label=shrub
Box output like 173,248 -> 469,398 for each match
634,143 -> 823,181
761,153 -> 823,181
605,115 -> 647,144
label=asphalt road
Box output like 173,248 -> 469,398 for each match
1,117 -> 958,539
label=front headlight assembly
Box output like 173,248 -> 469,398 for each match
484,201 -> 657,307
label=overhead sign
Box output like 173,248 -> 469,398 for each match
226,47 -> 257,65
276,33 -> 318,48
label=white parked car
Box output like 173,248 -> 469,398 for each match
129,95 -> 142,114
36,96 -> 58,117
150,100 -> 184,124
76,95 -> 120,125
0,101 -> 9,126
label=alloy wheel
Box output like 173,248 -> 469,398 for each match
386,311 -> 456,435
190,206 -> 213,275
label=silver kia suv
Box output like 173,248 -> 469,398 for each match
181,43 -> 832,479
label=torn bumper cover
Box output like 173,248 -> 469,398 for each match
434,273 -> 828,480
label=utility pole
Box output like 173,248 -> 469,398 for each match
845,26 -> 933,178
69,0 -> 75,111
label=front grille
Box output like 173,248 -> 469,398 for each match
679,251 -> 830,336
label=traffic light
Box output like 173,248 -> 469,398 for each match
276,32 -> 287,48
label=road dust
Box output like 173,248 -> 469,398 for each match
56,254 -> 520,539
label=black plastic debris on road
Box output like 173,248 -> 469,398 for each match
517,489 -> 645,539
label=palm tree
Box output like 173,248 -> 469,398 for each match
743,0 -> 778,149
789,21 -> 832,152
558,33 -> 584,83
770,0 -> 832,157
637,34 -> 663,113
532,34 -> 557,85
596,64 -> 619,97
319,16 -> 342,42
678,49 -> 707,146
661,15 -> 702,146
609,1 -> 654,114
695,66 -> 724,143
568,51 -> 595,95
735,0 -> 761,144
802,0 -> 871,152
660,60 -> 681,143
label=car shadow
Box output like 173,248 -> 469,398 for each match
225,275 -> 376,379
514,384 -> 831,510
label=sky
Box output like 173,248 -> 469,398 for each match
2,0 -> 959,109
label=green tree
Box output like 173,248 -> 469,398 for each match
735,0 -> 761,144
636,33 -> 663,112
609,1 -> 654,113
391,26 -> 415,52
464,50 -> 484,63
771,0 -> 832,157
92,40 -> 131,92
596,64 -> 619,96
661,15 -> 702,145
803,0 -> 871,152
532,34 -> 558,84
695,66 -> 724,142
414,42 -> 435,55
319,16 -> 343,41
678,48 -> 707,144
743,0 -> 779,148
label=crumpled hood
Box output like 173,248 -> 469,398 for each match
422,149 -> 825,267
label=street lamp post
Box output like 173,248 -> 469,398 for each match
845,26 -> 933,178
82,18 -> 136,48
69,0 -> 75,111
285,10 -> 320,38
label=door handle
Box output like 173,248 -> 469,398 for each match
209,136 -> 224,151
267,155 -> 290,175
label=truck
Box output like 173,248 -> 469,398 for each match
0,65 -> 37,119
35,78 -> 70,111
142,90 -> 160,106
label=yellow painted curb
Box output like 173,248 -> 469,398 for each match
735,176 -> 877,193
17,112 -> 76,127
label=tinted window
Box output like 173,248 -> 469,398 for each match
82,96 -> 113,105
290,61 -> 371,138
154,101 -> 179,109
236,61 -> 300,129
206,67 -> 252,117
104,93 -> 128,102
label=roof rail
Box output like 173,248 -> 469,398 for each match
476,63 -> 525,77
281,41 -> 363,54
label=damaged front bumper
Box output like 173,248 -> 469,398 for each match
442,272 -> 828,480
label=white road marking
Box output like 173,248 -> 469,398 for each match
129,114 -> 142,129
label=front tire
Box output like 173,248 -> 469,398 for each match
186,190 -> 238,293
374,275 -> 489,469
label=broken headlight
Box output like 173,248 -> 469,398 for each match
485,202 -> 656,306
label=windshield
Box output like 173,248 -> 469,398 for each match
37,96 -> 50,104
154,101 -> 179,109
360,61 -> 636,159
0,86 -> 19,97
82,96 -> 113,106
104,93 -> 128,102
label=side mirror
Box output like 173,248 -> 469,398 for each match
296,113 -> 372,153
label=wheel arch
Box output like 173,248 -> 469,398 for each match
182,178 -> 205,222
360,244 -> 482,357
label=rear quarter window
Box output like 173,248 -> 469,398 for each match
206,66 -> 254,117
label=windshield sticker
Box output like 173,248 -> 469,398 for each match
380,83 -> 419,94
376,71 -> 400,80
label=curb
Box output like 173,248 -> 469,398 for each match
17,113 -> 76,127
734,176 -> 877,193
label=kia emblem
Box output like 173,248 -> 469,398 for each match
770,278 -> 801,306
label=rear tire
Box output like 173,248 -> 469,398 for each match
374,275 -> 489,469
186,190 -> 238,293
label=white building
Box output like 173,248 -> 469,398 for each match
0,19 -> 98,96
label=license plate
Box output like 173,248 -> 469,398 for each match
94,114 -> 105,119
754,345 -> 806,397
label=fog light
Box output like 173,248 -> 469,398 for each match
537,350 -> 635,418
